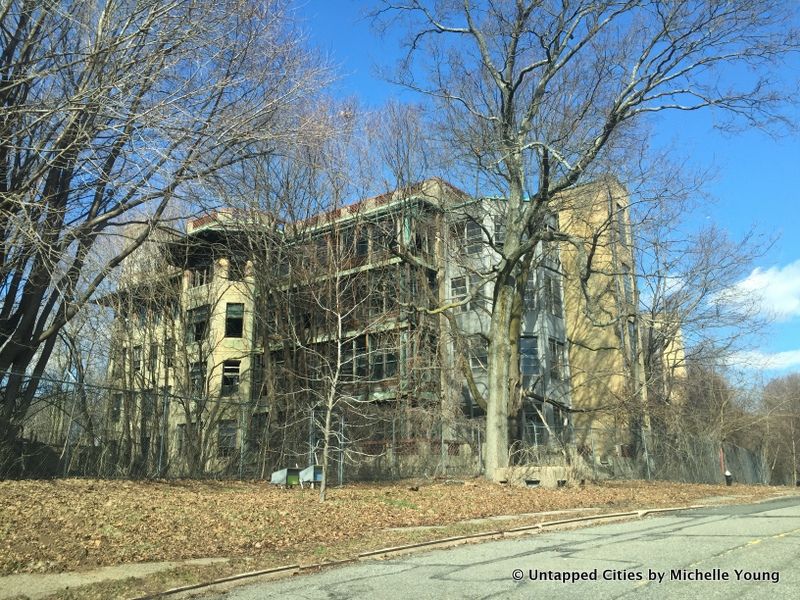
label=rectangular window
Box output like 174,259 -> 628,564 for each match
355,336 -> 368,378
341,341 -> 354,380
493,217 -> 505,249
132,345 -> 142,371
190,265 -> 211,287
520,336 -> 540,388
469,274 -> 485,311
149,343 -> 158,373
221,360 -> 241,396
176,423 -> 186,455
621,263 -> 634,306
470,339 -> 488,374
225,303 -> 244,338
111,394 -> 122,423
524,271 -> 536,311
548,338 -> 566,381
186,305 -> 209,343
217,420 -> 237,458
251,354 -> 264,401
545,275 -> 563,318
189,361 -> 206,395
616,203 -> 628,248
451,276 -> 467,306
355,226 -> 369,257
384,349 -> 398,378
164,338 -> 175,368
627,320 -> 638,361
465,220 -> 482,255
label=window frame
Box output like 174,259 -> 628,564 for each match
225,303 -> 244,338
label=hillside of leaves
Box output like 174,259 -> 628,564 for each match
0,478 -> 787,575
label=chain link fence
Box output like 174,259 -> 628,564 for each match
4,373 -> 782,485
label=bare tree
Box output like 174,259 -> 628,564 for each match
375,0 -> 799,476
0,0 -> 329,471
761,374 -> 800,485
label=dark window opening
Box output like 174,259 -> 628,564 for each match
548,338 -> 566,381
164,338 -> 175,368
355,336 -> 368,378
225,303 -> 244,338
187,305 -> 210,343
176,423 -> 186,455
149,343 -> 158,373
355,227 -> 369,257
520,335 -> 540,388
132,346 -> 142,371
189,361 -> 206,395
217,420 -> 237,457
221,360 -> 240,396
545,275 -> 563,318
190,265 -> 211,287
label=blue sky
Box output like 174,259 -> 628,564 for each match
297,1 -> 800,376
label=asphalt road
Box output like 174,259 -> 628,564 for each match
208,495 -> 800,600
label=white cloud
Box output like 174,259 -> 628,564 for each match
730,260 -> 800,321
729,349 -> 800,371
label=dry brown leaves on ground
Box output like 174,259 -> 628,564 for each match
0,478 -> 787,575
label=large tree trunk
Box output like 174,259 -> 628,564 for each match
485,279 -> 515,477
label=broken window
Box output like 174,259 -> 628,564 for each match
225,303 -> 244,338
164,338 -> 175,368
221,360 -> 240,396
132,345 -> 142,371
544,275 -> 563,318
217,420 -> 237,457
548,338 -> 566,381
189,361 -> 206,395
190,265 -> 211,287
149,343 -> 158,373
186,305 -> 209,343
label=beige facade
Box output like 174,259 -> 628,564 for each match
558,180 -> 649,461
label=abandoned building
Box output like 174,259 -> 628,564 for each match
103,178 -> 653,478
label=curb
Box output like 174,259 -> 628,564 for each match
132,503 -> 708,599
